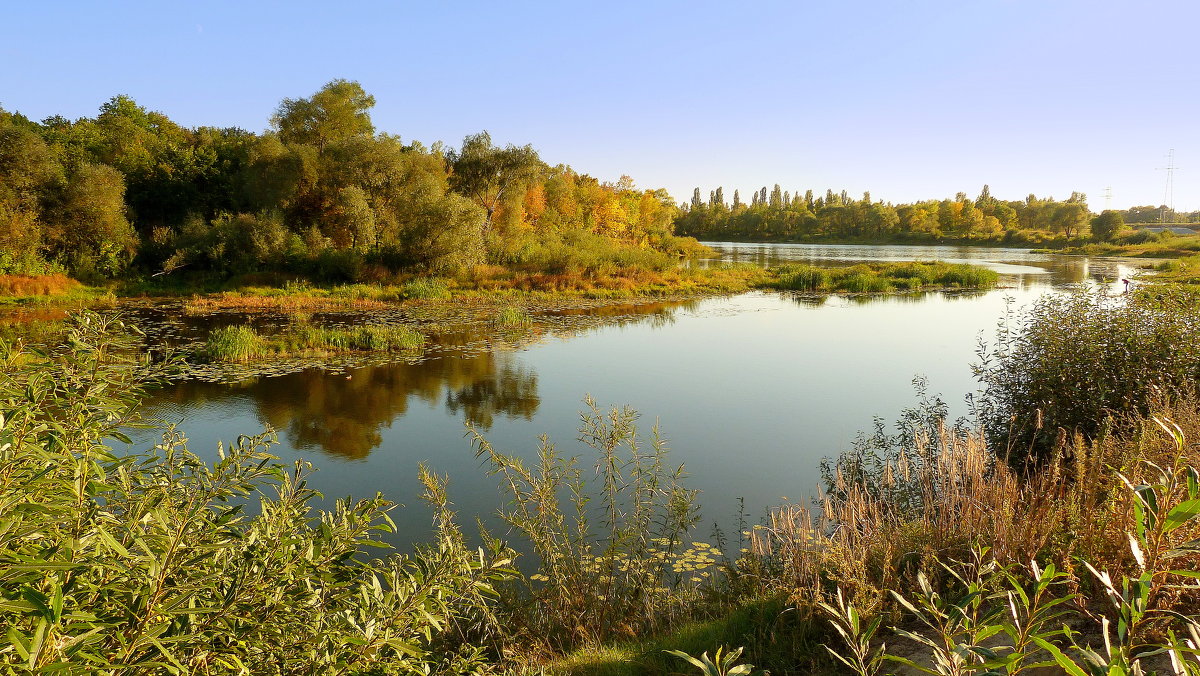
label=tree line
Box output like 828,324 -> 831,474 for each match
0,80 -> 688,281
673,184 -> 1116,243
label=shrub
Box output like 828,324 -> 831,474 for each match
468,398 -> 703,651
1119,229 -> 1161,245
0,314 -> 513,673
973,287 -> 1200,464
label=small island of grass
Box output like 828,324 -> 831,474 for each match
764,260 -> 999,293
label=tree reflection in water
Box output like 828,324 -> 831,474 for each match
141,298 -> 697,461
146,349 -> 539,461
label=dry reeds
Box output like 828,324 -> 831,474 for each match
755,397 -> 1200,627
0,274 -> 81,297
755,424 -> 1113,615
183,291 -> 389,313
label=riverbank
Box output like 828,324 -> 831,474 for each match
0,259 -> 1001,365
1036,230 -> 1200,259
5,289 -> 1199,674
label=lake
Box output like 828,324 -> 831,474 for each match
133,243 -> 1143,550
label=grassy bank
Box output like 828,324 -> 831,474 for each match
10,291 -> 1198,674
0,273 -> 116,307
1042,230 -> 1200,258
173,260 -> 997,318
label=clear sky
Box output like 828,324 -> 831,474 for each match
2,1 -> 1196,210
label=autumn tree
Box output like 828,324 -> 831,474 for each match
448,131 -> 541,233
0,118 -> 60,266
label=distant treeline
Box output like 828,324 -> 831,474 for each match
0,80 -> 695,282
1118,205 -> 1200,224
673,184 -> 1115,244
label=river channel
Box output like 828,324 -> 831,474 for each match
131,243 -> 1143,550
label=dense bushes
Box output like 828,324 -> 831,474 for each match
974,287 -> 1200,464
2,84 -> 700,285
0,315 -> 510,673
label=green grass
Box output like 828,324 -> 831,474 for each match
494,306 -> 533,327
204,325 -> 265,362
1052,231 -> 1200,258
543,596 -> 824,676
402,277 -> 452,300
767,261 -> 998,293
203,323 -> 424,362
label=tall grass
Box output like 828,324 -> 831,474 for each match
203,323 -> 424,361
468,398 -> 706,652
403,277 -> 453,300
740,397 -> 1200,670
0,273 -> 81,297
493,306 -> 532,327
769,261 -> 998,293
204,324 -> 264,361
286,324 -> 425,352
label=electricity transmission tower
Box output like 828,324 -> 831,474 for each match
1157,149 -> 1178,223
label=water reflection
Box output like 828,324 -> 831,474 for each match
123,242 -> 1163,551
139,300 -> 702,462
145,349 -> 539,460
702,241 -> 1143,290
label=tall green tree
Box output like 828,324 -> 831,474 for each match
449,131 -> 541,233
0,119 -> 61,265
1091,210 -> 1124,241
45,163 -> 137,277
272,79 -> 376,151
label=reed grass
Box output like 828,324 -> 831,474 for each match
746,397 -> 1200,629
493,306 -> 533,327
202,323 -> 424,362
768,261 -> 998,293
403,277 -> 453,300
0,273 -> 81,297
204,324 -> 265,362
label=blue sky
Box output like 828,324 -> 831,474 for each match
3,1 -> 1196,210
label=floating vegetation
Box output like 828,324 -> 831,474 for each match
768,260 -> 999,293
493,305 -> 532,327
200,323 -> 424,364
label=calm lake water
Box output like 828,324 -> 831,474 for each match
134,243 -> 1143,549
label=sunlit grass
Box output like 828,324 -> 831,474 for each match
768,260 -> 998,293
204,325 -> 264,362
202,323 -> 424,362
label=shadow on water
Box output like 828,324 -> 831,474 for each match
144,350 -> 540,461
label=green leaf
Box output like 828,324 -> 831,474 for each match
8,627 -> 30,661
1163,499 -> 1200,533
883,654 -> 939,675
1030,636 -> 1089,676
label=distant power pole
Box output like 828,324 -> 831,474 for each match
1157,149 -> 1178,223
1104,186 -> 1112,211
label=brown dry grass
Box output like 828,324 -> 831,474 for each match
183,292 -> 390,313
0,274 -> 81,297
752,399 -> 1200,621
